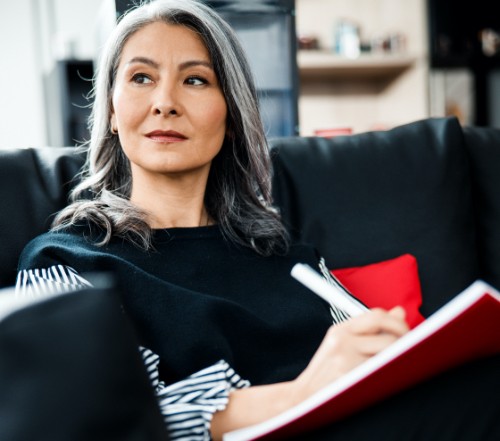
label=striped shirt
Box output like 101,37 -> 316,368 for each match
15,261 -> 357,440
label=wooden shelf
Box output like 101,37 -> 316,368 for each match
298,50 -> 416,81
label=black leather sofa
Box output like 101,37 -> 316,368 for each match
2,116 -> 500,317
1,116 -> 500,439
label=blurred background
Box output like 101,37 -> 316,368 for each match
1,0 -> 499,148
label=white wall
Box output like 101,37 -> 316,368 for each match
0,0 -> 107,149
0,0 -> 46,148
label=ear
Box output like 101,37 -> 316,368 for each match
110,113 -> 117,133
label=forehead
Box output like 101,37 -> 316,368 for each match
120,21 -> 211,63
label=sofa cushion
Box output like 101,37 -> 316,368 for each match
464,125 -> 500,290
0,147 -> 84,288
270,117 -> 479,317
0,284 -> 167,440
331,254 -> 425,329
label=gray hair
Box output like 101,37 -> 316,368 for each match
53,0 -> 288,255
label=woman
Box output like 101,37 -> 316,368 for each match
16,1 -> 499,440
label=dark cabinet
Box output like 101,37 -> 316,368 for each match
44,60 -> 93,146
206,0 -> 299,137
428,0 -> 500,127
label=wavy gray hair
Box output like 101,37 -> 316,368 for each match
53,0 -> 288,255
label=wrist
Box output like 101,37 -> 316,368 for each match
211,380 -> 299,440
289,375 -> 313,408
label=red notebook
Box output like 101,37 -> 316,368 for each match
224,280 -> 500,441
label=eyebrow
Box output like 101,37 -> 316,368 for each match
125,57 -> 213,71
126,56 -> 160,69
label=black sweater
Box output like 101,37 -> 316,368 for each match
18,225 -> 333,386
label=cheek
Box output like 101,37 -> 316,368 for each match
202,98 -> 227,135
112,88 -> 143,130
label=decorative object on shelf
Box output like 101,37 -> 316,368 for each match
481,28 -> 500,57
334,19 -> 361,59
297,34 -> 320,50
332,18 -> 406,59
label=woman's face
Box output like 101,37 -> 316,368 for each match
111,22 -> 227,184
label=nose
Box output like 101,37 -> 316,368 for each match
153,106 -> 178,116
151,82 -> 181,117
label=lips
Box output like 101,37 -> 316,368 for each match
146,130 -> 188,143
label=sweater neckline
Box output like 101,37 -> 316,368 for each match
151,224 -> 221,241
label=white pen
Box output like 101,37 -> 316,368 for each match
291,263 -> 368,317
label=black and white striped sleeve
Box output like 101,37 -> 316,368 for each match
16,266 -> 251,439
15,264 -> 93,298
317,257 -> 368,324
139,348 -> 250,441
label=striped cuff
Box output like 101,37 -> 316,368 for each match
140,348 -> 250,441
317,257 -> 360,324
15,265 -> 93,298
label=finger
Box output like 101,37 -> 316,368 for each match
346,309 -> 409,337
351,333 -> 401,356
388,305 -> 406,321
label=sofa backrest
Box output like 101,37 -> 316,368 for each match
1,117 -> 499,318
463,125 -> 500,291
0,147 -> 84,287
270,117 -> 489,316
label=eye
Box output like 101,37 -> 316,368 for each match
185,76 -> 207,86
131,73 -> 153,84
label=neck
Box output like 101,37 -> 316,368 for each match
130,171 -> 212,229
146,204 -> 212,229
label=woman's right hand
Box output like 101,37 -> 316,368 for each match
291,306 -> 409,404
212,307 -> 409,440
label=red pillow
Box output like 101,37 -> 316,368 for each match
331,254 -> 425,328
